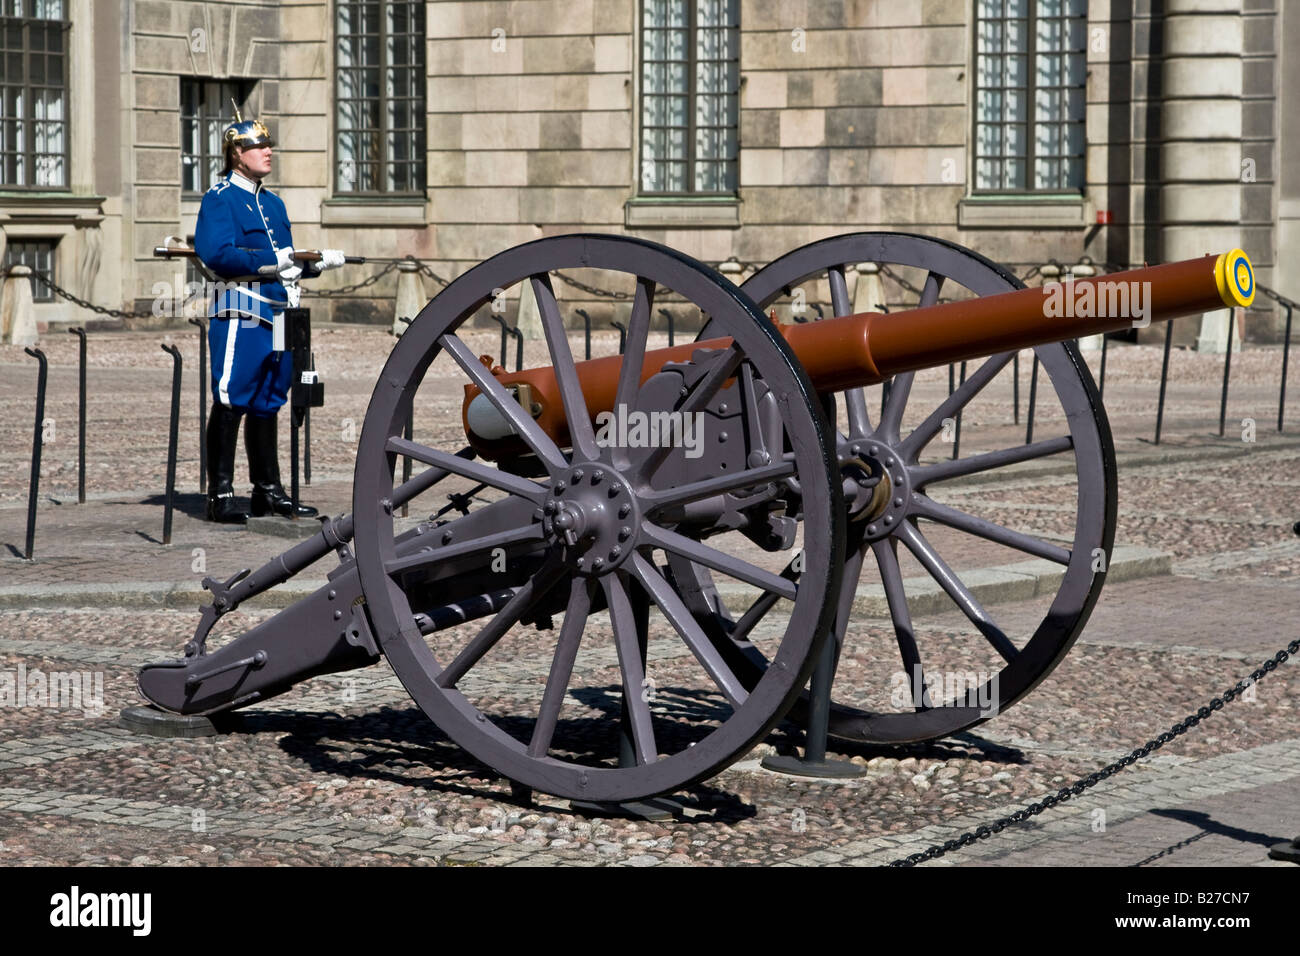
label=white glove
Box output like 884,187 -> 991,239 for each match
318,249 -> 346,271
274,247 -> 302,282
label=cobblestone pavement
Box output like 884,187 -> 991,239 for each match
0,327 -> 1297,866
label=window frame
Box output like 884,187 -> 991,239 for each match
971,1 -> 1087,196
637,0 -> 739,198
333,0 -> 426,197
179,78 -> 253,197
0,0 -> 71,192
3,236 -> 57,301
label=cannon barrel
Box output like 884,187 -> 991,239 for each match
463,249 -> 1254,453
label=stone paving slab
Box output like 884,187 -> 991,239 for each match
2,332 -> 1299,867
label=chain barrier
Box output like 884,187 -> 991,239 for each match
302,258 -> 399,297
1,267 -> 159,320
890,637 -> 1300,867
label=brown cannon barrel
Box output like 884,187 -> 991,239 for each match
463,249 -> 1254,453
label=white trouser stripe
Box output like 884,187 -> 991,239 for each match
217,316 -> 239,406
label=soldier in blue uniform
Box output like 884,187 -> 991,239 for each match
195,108 -> 345,522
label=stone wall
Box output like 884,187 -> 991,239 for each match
24,1 -> 1285,340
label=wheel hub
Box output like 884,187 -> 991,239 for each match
542,464 -> 639,574
848,441 -> 911,541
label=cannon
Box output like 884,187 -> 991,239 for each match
134,233 -> 1254,804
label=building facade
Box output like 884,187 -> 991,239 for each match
3,0 -> 1295,340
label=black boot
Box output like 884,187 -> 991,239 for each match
205,405 -> 246,523
245,412 -> 318,518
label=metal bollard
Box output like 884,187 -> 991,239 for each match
1154,319 -> 1174,445
1098,335 -> 1109,401
1218,308 -> 1236,438
188,317 -> 207,493
1025,353 -> 1039,445
304,404 -> 312,486
611,320 -> 627,354
161,343 -> 183,545
509,326 -> 523,371
1012,352 -> 1020,424
659,308 -> 674,347
68,328 -> 87,503
952,361 -> 967,460
1280,303 -> 1293,433
401,414 -> 412,518
576,308 -> 591,360
490,314 -> 509,368
23,347 -> 47,560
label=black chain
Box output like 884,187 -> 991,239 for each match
890,638 -> 1300,867
2,268 -> 159,319
548,260 -> 763,302
548,269 -> 633,300
416,261 -> 451,289
304,259 -> 400,297
0,256 -> 1066,324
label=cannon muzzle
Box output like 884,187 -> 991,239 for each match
463,249 -> 1254,454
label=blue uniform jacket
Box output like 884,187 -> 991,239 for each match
194,171 -> 292,324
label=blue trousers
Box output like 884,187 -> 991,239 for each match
208,315 -> 292,416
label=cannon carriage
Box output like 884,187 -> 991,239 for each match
135,232 -> 1255,805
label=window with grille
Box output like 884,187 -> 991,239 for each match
640,0 -> 738,195
0,0 -> 68,189
335,0 -> 426,194
4,237 -> 56,301
181,79 -> 253,195
974,0 -> 1086,193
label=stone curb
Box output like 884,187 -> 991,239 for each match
0,579 -> 327,611
0,545 -> 1170,614
717,545 -> 1170,619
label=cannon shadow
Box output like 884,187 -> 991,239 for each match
216,691 -> 757,822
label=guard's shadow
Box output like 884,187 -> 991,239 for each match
140,491 -> 217,520
1131,808 -> 1288,866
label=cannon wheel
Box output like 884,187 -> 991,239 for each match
681,232 -> 1116,745
351,234 -> 844,802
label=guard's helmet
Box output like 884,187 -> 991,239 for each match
221,102 -> 274,174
